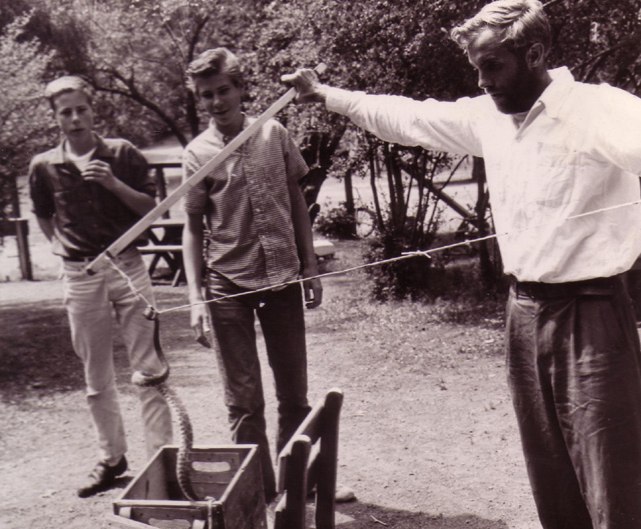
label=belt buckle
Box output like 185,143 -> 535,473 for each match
514,281 -> 536,298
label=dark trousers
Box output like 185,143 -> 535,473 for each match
506,277 -> 641,529
206,277 -> 311,501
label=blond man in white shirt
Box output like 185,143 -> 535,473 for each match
285,1 -> 641,527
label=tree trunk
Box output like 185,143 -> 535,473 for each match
472,157 -> 502,289
299,128 -> 345,206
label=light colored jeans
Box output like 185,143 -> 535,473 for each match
62,248 -> 172,462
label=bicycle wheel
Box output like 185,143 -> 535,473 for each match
355,207 -> 376,238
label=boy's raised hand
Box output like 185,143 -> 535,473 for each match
82,160 -> 118,189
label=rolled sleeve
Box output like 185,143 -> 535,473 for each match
28,157 -> 55,218
126,144 -> 155,198
182,150 -> 209,215
282,132 -> 309,183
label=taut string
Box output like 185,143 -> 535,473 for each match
106,198 -> 641,315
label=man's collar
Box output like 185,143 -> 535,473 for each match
535,66 -> 575,119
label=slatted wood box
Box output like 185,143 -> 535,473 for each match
110,444 -> 266,529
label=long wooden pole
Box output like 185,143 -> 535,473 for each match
85,64 -> 326,275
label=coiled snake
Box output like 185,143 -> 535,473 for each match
131,306 -> 200,501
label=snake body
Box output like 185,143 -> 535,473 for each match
132,307 -> 199,501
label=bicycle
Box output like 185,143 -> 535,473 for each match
354,206 -> 376,238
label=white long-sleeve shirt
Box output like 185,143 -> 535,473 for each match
326,67 -> 641,282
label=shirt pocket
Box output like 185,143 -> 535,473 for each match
54,183 -> 97,220
531,144 -> 581,209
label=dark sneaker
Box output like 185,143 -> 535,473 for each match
77,456 -> 128,498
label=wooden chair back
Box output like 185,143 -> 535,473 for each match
273,388 -> 344,529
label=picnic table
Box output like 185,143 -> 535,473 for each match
138,217 -> 335,287
138,218 -> 185,286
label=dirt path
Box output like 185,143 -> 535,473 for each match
0,240 -> 539,529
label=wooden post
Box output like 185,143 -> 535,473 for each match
15,218 -> 32,281
5,174 -> 33,280
155,166 -> 169,219
1,217 -> 33,281
343,169 -> 357,237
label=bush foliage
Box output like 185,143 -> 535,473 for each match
315,205 -> 357,240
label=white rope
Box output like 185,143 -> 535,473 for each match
107,198 -> 641,315
156,197 -> 641,314
106,255 -> 155,309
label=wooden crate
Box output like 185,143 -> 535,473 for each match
110,444 -> 266,529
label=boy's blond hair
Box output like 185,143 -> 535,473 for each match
185,48 -> 244,93
44,75 -> 94,111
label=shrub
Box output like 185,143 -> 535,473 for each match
363,225 -> 434,301
363,225 -> 507,302
315,205 -> 357,240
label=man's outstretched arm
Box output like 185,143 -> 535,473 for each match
282,68 -> 481,157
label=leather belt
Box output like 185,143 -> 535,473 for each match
511,275 -> 620,299
63,255 -> 98,263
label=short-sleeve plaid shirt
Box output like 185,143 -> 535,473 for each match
29,136 -> 153,259
183,116 -> 309,290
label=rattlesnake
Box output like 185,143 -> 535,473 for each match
131,306 -> 200,501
